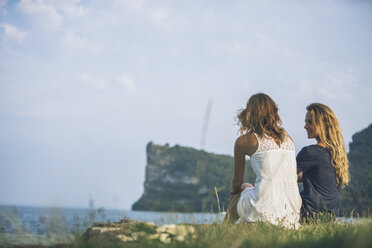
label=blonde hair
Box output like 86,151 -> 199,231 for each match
306,103 -> 349,187
237,93 -> 286,143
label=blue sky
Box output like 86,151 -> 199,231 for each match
0,0 -> 371,210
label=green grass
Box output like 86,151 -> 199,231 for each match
2,215 -> 372,248
71,219 -> 372,248
2,205 -> 372,248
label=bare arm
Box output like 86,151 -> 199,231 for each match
231,134 -> 258,195
231,138 -> 246,194
297,168 -> 303,182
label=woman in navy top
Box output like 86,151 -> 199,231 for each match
297,103 -> 349,220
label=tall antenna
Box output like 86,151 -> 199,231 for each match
200,99 -> 213,150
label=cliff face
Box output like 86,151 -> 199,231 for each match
340,123 -> 372,215
132,142 -> 255,212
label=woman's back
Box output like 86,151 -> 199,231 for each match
237,133 -> 302,228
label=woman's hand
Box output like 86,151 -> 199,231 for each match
297,168 -> 303,182
297,171 -> 303,182
229,182 -> 254,197
241,183 -> 254,191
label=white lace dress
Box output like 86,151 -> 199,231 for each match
237,133 -> 302,228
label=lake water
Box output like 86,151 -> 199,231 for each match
0,205 -> 224,235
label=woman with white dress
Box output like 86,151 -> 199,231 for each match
223,93 -> 301,228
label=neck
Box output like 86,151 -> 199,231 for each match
315,137 -> 326,147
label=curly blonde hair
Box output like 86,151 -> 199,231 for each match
237,93 -> 286,144
306,103 -> 350,187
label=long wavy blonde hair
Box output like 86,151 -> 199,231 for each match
306,103 -> 349,187
237,93 -> 286,144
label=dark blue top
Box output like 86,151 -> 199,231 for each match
297,145 -> 340,216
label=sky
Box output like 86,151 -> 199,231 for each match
0,0 -> 371,210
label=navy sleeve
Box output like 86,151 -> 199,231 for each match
297,147 -> 314,173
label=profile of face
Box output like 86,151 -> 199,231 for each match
304,111 -> 319,139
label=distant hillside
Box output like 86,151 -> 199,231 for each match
133,124 -> 372,214
132,142 -> 255,212
340,124 -> 372,215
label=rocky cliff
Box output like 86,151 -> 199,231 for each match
132,142 -> 255,212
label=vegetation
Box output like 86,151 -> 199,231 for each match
2,206 -> 372,248
75,219 -> 372,248
340,124 -> 372,216
132,142 -> 255,212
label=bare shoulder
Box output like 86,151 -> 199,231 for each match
235,132 -> 258,156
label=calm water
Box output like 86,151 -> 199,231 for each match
0,205 -> 223,235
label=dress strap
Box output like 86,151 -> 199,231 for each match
253,133 -> 261,153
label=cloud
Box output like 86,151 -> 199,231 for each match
17,0 -> 63,30
0,0 -> 8,8
78,73 -> 106,89
150,9 -> 167,25
223,40 -> 251,55
114,1 -> 186,30
254,32 -> 299,59
0,23 -> 27,43
148,8 -> 187,30
52,1 -> 87,17
0,0 -> 7,15
299,69 -> 359,101
118,74 -> 136,93
117,0 -> 145,11
16,0 -> 87,31
203,12 -> 218,25
300,79 -> 336,100
61,31 -> 101,52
